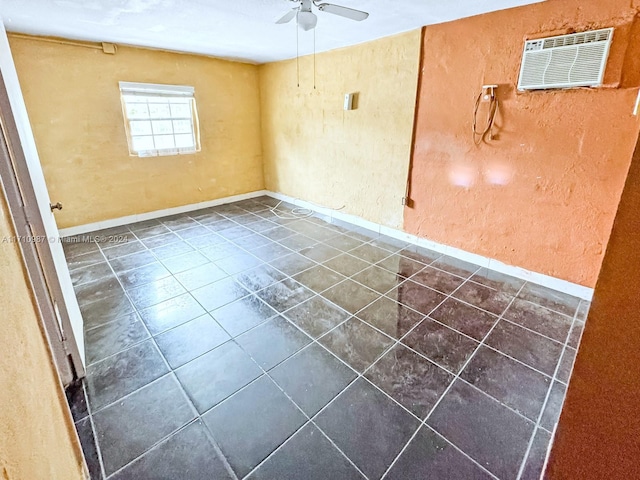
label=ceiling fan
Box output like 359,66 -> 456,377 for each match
275,0 -> 369,31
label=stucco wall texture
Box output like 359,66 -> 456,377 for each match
259,31 -> 421,229
8,36 -> 264,229
404,0 -> 640,288
9,0 -> 640,288
547,133 -> 640,479
0,195 -> 85,479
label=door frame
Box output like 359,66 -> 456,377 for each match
0,73 -> 84,385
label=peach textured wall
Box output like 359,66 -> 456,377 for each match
0,194 -> 85,479
8,35 -> 264,229
404,0 -> 640,288
546,131 -> 640,478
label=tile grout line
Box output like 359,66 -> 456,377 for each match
79,213 -> 409,326
86,312 -> 372,424
379,280 -> 528,480
76,200 -> 583,315
514,300 -> 583,480
87,220 -> 519,341
104,418 -> 207,479
101,374 -> 240,480
92,242 -> 241,480
84,201 -> 367,478
85,215 -> 534,472
346,311 -> 553,426
348,264 -> 573,382
313,270 -> 551,428
77,239 -> 488,337
375,275 -> 489,478
363,292 -> 563,383
89,294 -> 376,477
425,424 -> 501,478
76,208 -> 545,477
282,248 -> 480,458
496,315 -> 570,346
82,264 -> 556,387
118,205 -> 395,288
199,311 -> 371,480
79,377 -> 108,480
76,205 -> 553,409
166,248 -> 451,478
272,265 -> 507,479
91,242 -> 173,478
68,200 -> 580,479
72,211 -> 276,340
82,228 -> 327,396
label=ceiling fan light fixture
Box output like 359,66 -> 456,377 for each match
297,11 -> 318,31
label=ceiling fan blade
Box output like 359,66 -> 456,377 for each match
275,9 -> 298,24
317,3 -> 369,21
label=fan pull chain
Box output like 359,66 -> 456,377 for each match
313,27 -> 316,90
296,22 -> 300,88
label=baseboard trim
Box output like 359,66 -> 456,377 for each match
58,188 -> 593,301
265,191 -> 594,301
58,190 -> 268,237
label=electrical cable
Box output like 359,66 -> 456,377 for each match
296,18 -> 300,88
270,200 -> 314,219
472,89 -> 498,145
269,200 -> 347,220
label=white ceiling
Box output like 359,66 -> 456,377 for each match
1,0 -> 544,64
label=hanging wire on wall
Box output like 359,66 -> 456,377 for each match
473,85 -> 499,145
296,22 -> 300,87
293,15 -> 317,89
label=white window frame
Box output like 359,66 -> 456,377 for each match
119,81 -> 201,157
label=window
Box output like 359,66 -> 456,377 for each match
119,82 -> 201,157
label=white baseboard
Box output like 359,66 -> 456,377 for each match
58,190 -> 268,237
59,188 -> 593,301
266,191 -> 594,301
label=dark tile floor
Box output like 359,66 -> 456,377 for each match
63,196 -> 589,480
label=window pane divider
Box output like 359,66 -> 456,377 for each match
119,81 -> 201,157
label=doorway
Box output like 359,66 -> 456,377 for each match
0,67 -> 84,385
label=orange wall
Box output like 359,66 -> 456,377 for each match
546,129 -> 640,479
404,0 -> 640,288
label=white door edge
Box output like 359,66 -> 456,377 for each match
0,21 -> 85,366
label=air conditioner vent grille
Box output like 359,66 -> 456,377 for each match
518,28 -> 613,90
541,29 -> 611,49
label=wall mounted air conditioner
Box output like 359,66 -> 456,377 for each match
517,28 -> 614,91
